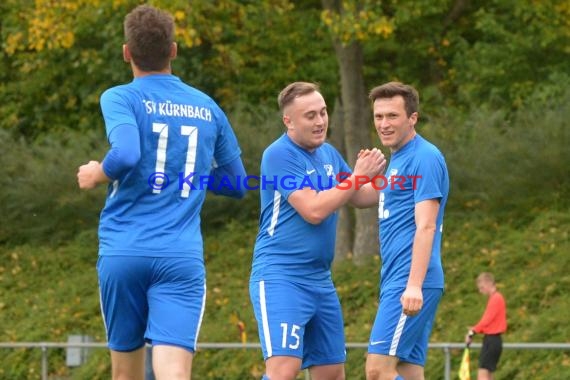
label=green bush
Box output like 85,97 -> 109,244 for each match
0,102 -> 283,244
421,87 -> 570,222
0,129 -> 106,246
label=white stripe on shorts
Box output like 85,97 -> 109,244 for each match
259,281 -> 273,357
389,312 -> 407,356
193,283 -> 207,350
97,286 -> 108,338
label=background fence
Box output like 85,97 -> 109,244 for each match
1,341 -> 569,380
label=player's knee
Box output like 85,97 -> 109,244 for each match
265,370 -> 299,380
365,366 -> 381,380
365,367 -> 400,380
319,371 -> 345,380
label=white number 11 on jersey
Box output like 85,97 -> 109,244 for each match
152,123 -> 198,198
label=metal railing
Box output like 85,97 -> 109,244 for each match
1,341 -> 569,380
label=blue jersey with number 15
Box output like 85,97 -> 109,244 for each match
251,134 -> 352,285
98,74 -> 240,259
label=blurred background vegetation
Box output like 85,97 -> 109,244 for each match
0,0 -> 569,379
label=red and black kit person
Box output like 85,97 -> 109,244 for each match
465,272 -> 507,380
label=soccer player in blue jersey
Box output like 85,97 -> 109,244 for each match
364,82 -> 449,380
250,82 -> 387,380
76,5 -> 246,380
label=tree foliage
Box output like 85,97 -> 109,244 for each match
0,0 -> 131,137
2,0 -> 569,138
0,0 -> 337,138
352,0 -> 570,112
449,0 -> 570,109
162,0 -> 337,105
321,0 -> 395,42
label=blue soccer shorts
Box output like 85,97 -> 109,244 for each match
368,287 -> 443,366
97,255 -> 206,352
249,279 -> 346,369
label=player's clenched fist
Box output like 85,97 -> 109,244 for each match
77,160 -> 107,189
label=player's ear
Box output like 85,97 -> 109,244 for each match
409,111 -> 418,127
283,115 -> 294,130
123,44 -> 131,63
170,42 -> 177,59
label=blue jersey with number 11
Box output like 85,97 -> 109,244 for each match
98,74 -> 240,258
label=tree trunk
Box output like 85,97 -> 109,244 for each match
333,41 -> 378,265
328,97 -> 353,262
322,0 -> 379,265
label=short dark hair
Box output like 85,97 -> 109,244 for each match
369,81 -> 419,117
278,82 -> 320,112
124,5 -> 175,72
478,272 -> 495,284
